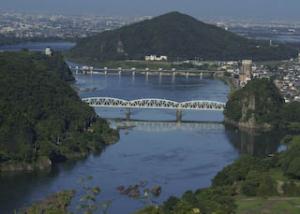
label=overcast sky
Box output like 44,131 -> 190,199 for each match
1,0 -> 300,21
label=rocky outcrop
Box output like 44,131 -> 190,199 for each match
224,79 -> 284,132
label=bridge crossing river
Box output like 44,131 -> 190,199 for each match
82,97 -> 226,121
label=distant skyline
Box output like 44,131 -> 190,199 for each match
1,0 -> 300,21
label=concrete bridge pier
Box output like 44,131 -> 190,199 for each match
159,73 -> 162,84
145,72 -> 149,82
118,70 -> 122,76
199,72 -> 203,79
104,71 -> 108,75
176,109 -> 182,122
185,72 -> 189,79
125,108 -> 131,120
172,72 -> 176,83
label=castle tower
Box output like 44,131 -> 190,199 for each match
239,60 -> 253,87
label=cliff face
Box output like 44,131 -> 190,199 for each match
224,79 -> 284,131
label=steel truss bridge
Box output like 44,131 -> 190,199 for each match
82,97 -> 225,121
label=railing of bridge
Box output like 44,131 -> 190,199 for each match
82,97 -> 225,111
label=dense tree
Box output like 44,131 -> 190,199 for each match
224,78 -> 296,130
279,137 -> 300,178
0,51 -> 118,166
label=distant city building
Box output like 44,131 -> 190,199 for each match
45,47 -> 53,56
145,55 -> 168,61
239,60 -> 253,87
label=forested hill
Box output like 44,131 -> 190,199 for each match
0,51 -> 118,171
224,78 -> 300,131
69,12 -> 297,62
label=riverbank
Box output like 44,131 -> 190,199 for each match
136,135 -> 300,214
20,135 -> 300,214
218,75 -> 239,93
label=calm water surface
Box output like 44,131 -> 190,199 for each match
0,73 -> 284,214
0,42 -> 75,52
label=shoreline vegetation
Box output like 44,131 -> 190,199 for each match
22,135 -> 300,214
0,51 -> 119,173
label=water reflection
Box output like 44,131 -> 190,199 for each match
111,119 -> 285,156
110,119 -> 224,133
225,125 -> 286,156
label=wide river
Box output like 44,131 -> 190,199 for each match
0,71 -> 285,214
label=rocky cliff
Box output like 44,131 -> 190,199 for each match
224,79 -> 284,131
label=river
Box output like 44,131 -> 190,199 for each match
0,71 -> 285,214
0,41 -> 75,52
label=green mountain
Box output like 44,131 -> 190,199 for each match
0,51 -> 118,171
69,12 -> 297,62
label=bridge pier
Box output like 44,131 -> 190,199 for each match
145,72 -> 149,82
159,73 -> 162,84
172,72 -> 176,83
125,108 -> 131,120
176,109 -> 182,122
185,72 -> 189,79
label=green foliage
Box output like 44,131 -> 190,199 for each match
279,102 -> 300,131
241,170 -> 261,196
256,174 -> 277,197
0,51 -> 118,165
279,136 -> 300,178
282,181 -> 300,196
213,155 -> 274,187
135,206 -> 161,214
241,171 -> 277,197
21,190 -> 75,214
138,186 -> 236,214
69,12 -> 297,62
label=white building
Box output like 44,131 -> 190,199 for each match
45,48 -> 53,56
145,55 -> 168,61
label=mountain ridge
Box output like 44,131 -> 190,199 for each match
69,11 -> 297,61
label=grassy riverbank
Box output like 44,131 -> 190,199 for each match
66,56 -> 220,71
236,197 -> 300,214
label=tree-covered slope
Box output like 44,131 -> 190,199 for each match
0,51 -> 118,170
69,12 -> 297,62
224,78 -> 300,131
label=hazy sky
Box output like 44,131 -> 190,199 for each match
1,0 -> 300,21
